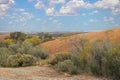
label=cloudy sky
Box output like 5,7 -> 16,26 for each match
0,0 -> 120,32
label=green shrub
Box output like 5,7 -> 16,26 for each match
89,46 -> 104,75
87,41 -> 113,76
8,42 -> 21,54
70,50 -> 90,74
6,53 -> 36,67
17,42 -> 33,54
102,48 -> 120,80
48,52 -> 71,65
70,52 -> 81,67
57,60 -> 78,74
0,47 -> 11,66
30,47 -> 49,60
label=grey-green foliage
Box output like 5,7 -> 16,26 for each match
30,47 -> 48,60
87,41 -> 113,76
8,42 -> 21,54
102,47 -> 120,80
75,39 -> 120,80
0,47 -> 11,66
6,53 -> 36,67
17,42 -> 33,54
49,37 -> 120,80
57,60 -> 78,74
48,52 -> 71,65
17,42 -> 48,60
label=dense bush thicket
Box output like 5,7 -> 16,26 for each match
57,60 -> 78,74
6,54 -> 36,67
48,52 -> 71,65
30,47 -> 48,60
0,32 -> 49,67
49,38 -> 120,80
0,47 -> 12,67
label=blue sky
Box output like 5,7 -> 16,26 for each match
0,0 -> 120,32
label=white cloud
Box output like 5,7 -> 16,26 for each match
103,17 -> 114,22
61,0 -> 120,15
111,6 -> 120,15
49,0 -> 65,5
58,22 -> 63,25
59,6 -> 76,15
59,0 -> 91,15
0,0 -> 9,4
81,13 -> 86,16
94,0 -> 120,15
114,24 -> 120,27
53,19 -> 58,23
28,0 -> 35,2
36,18 -> 41,21
8,11 -> 34,25
83,22 -> 88,26
48,17 -> 63,26
89,19 -> 98,23
32,0 -> 120,16
49,17 -> 53,21
46,7 -> 55,16
0,0 -> 15,17
34,0 -> 45,9
94,0 -> 119,9
59,0 -> 120,16
19,8 -> 25,12
90,10 -> 99,15
22,12 -> 34,20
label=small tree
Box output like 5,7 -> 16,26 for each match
10,32 -> 26,41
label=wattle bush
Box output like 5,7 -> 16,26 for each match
24,37 -> 41,46
6,53 -> 36,67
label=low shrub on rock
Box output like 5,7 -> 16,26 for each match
30,47 -> 49,60
57,60 -> 78,74
6,53 -> 36,67
48,52 -> 71,65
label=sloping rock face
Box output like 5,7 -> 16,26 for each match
0,66 -> 104,80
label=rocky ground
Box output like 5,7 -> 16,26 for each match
0,66 -> 106,80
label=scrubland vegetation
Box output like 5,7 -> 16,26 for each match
0,31 -> 120,80
48,37 -> 120,80
0,32 -> 48,67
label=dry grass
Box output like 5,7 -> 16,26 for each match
41,28 -> 120,55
